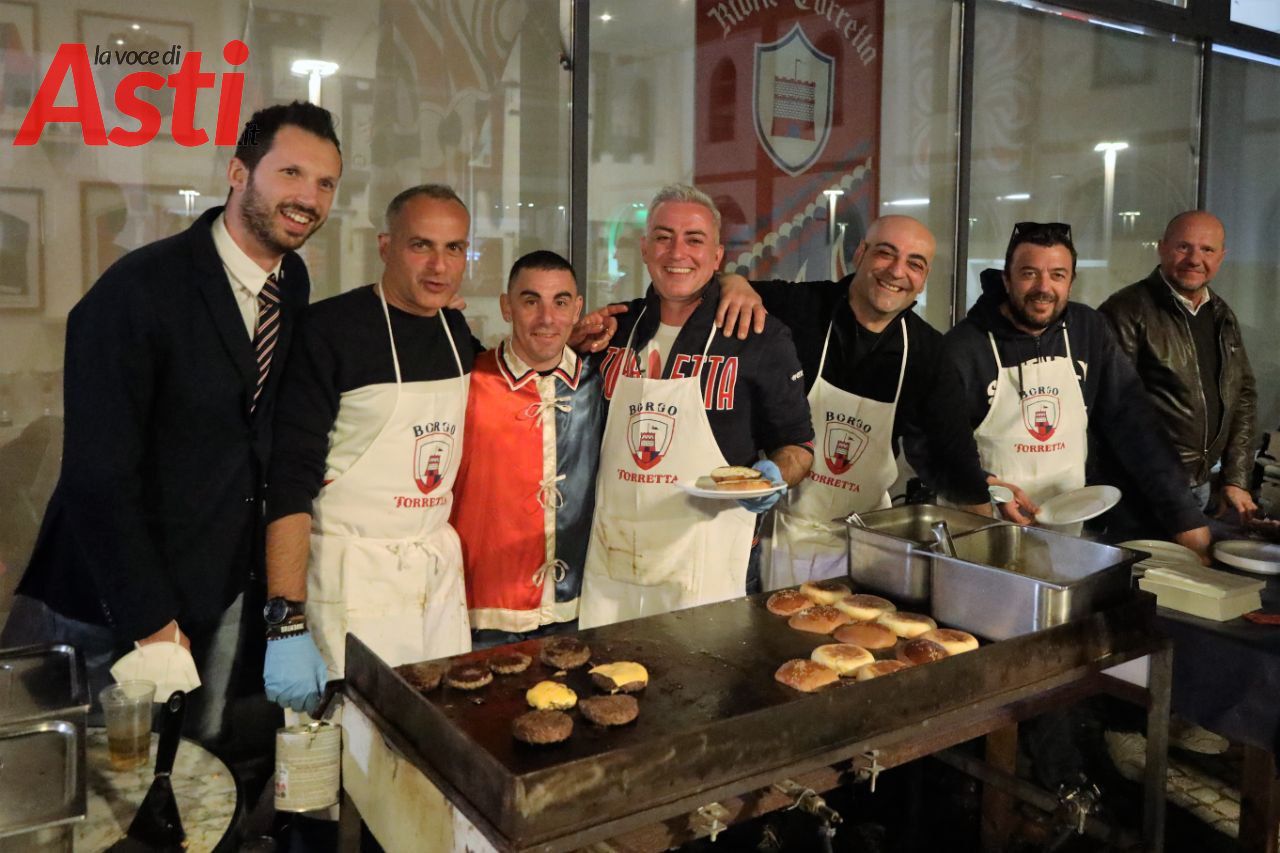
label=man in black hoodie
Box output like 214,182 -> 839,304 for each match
938,221 -> 1210,558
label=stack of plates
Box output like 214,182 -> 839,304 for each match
1214,540 -> 1280,576
1125,540 -> 1266,621
1119,539 -> 1202,579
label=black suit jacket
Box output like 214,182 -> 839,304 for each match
17,206 -> 310,641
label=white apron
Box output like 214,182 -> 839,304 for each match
578,312 -> 756,628
973,327 -> 1087,535
308,289 -> 471,677
768,318 -> 907,589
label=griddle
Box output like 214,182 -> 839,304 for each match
344,589 -> 1162,851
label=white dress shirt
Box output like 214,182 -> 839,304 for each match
211,212 -> 283,338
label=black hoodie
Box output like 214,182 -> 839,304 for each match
938,268 -> 1204,535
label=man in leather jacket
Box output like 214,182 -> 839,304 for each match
1099,210 -> 1258,527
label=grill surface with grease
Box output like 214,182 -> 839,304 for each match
344,587 -> 1154,851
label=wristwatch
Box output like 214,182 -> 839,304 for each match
263,596 -> 306,627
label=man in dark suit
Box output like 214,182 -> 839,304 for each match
1,102 -> 343,746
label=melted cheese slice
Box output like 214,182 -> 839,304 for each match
589,662 -> 649,690
526,680 -> 577,710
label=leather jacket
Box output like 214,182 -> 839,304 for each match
1099,268 -> 1257,489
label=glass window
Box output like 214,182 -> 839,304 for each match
0,0 -> 569,617
1231,0 -> 1280,35
1204,49 -> 1280,429
967,0 -> 1200,310
879,0 -> 962,330
587,0 -> 957,334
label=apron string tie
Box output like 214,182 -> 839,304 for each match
536,473 -> 567,509
520,397 -> 572,426
532,559 -> 569,587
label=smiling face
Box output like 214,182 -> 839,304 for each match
377,195 -> 470,316
226,124 -> 341,266
1002,243 -> 1074,334
641,200 -> 725,306
1158,211 -> 1226,300
501,267 -> 582,371
846,216 -> 935,331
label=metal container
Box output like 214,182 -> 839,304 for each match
275,722 -> 342,813
931,524 -> 1142,640
843,505 -> 1004,607
0,718 -> 86,838
0,644 -> 90,725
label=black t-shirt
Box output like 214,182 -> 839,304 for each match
266,285 -> 477,521
751,277 -> 990,505
599,279 -> 814,467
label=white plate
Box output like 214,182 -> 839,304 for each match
1214,540 -> 1280,575
1119,539 -> 1202,566
988,484 -> 1015,503
677,477 -> 786,501
1035,485 -> 1122,526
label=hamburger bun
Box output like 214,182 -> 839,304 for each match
896,638 -> 949,665
854,659 -> 912,681
788,605 -> 851,634
588,661 -> 649,694
711,465 -> 763,484
834,593 -> 896,621
512,709 -> 573,745
715,478 -> 774,493
800,580 -> 853,605
920,628 -> 979,655
833,622 -> 898,650
877,610 -> 938,638
811,643 -> 875,676
526,680 -> 578,710
775,659 -> 840,692
766,589 -> 812,616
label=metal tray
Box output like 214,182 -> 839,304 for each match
345,592 -> 1159,851
844,505 -> 1005,607
931,525 -> 1143,640
0,645 -> 90,725
0,718 -> 86,838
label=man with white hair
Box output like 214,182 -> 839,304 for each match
578,184 -> 814,628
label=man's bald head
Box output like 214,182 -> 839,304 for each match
1158,210 -> 1226,299
846,215 -> 936,332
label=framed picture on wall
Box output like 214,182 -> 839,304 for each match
77,13 -> 192,124
0,187 -> 42,310
80,182 -> 187,287
0,0 -> 39,134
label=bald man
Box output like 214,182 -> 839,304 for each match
722,216 -> 991,588
1100,210 -> 1258,533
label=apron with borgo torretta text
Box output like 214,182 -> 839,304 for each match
578,310 -> 756,629
973,327 -> 1087,535
768,318 -> 907,589
307,288 -> 471,678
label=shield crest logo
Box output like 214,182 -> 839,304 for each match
627,412 -> 675,471
753,24 -> 835,177
1021,394 -> 1060,442
413,432 -> 454,495
824,422 -> 868,476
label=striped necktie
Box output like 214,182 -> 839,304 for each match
251,273 -> 281,414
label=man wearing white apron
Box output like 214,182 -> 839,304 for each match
937,221 -> 1210,558
262,185 -> 476,714
714,217 -> 992,588
579,184 -> 815,629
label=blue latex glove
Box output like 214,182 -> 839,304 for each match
264,631 -> 329,715
737,459 -> 786,514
